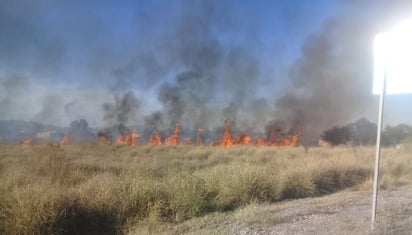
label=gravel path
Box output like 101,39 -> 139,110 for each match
234,186 -> 412,235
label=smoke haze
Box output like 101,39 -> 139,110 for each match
1,0 -> 412,142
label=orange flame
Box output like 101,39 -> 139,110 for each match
165,123 -> 181,145
209,120 -> 234,147
116,130 -> 140,146
148,130 -> 162,146
210,121 -> 302,147
233,134 -> 251,145
116,135 -> 125,145
129,130 -> 139,146
222,120 -> 234,147
196,128 -> 204,145
21,138 -> 32,146
254,137 -> 266,146
184,138 -> 192,145
60,134 -> 70,145
98,135 -> 111,145
318,138 -> 331,147
254,129 -> 302,146
95,121 -> 302,147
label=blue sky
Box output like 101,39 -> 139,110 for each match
0,0 -> 411,131
6,0 -> 338,87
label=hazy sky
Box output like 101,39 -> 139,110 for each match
0,0 -> 411,129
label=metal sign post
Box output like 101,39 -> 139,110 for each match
371,73 -> 386,229
372,17 -> 412,230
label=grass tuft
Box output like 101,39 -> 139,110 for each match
215,165 -> 277,209
0,145 -> 410,234
280,171 -> 316,199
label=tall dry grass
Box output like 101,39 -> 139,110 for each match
0,143 -> 410,234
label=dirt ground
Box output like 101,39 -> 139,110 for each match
233,185 -> 412,235
131,184 -> 412,235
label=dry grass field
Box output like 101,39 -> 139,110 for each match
0,143 -> 411,235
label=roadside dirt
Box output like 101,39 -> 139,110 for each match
234,185 -> 412,235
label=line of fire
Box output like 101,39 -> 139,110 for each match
17,119 -> 303,147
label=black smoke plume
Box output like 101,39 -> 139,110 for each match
100,91 -> 140,139
269,2 -> 412,144
103,91 -> 140,126
2,1 -> 412,144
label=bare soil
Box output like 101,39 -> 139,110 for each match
233,185 -> 412,235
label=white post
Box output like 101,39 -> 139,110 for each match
371,72 -> 386,229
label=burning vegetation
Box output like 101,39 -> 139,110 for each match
21,138 -> 32,146
165,123 -> 181,145
11,117 -> 412,148
148,130 -> 162,146
14,118 -> 304,147
60,134 -> 70,145
119,119 -> 302,147
116,130 -> 140,146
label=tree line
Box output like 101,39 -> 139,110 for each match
321,118 -> 412,146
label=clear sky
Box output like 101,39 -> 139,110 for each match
0,0 -> 411,130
